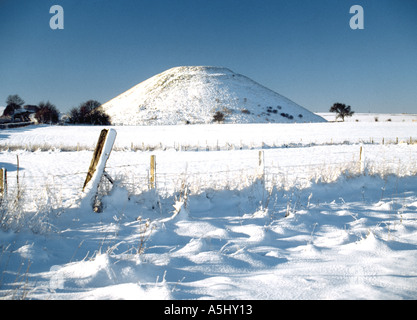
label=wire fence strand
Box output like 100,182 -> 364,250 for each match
1,144 -> 417,208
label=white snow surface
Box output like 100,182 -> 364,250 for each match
1,117 -> 417,300
319,112 -> 417,123
102,66 -> 325,125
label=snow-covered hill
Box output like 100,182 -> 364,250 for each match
102,66 -> 325,125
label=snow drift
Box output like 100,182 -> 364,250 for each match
102,66 -> 325,125
1,122 -> 417,299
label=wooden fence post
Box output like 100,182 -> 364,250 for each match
0,168 -> 7,198
258,150 -> 265,180
82,128 -> 117,212
150,155 -> 156,189
359,144 -> 365,174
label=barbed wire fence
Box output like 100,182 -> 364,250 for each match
1,143 -> 417,215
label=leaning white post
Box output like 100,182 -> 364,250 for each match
82,128 -> 117,212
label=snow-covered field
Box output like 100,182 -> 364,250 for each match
319,112 -> 417,123
1,117 -> 417,300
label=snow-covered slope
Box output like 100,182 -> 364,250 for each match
102,66 -> 325,125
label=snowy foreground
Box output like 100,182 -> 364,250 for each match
1,118 -> 417,300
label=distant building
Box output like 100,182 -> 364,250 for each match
0,104 -> 38,124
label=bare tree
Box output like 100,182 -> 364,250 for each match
6,94 -> 25,107
330,103 -> 354,122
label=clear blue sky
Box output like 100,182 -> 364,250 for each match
0,0 -> 416,114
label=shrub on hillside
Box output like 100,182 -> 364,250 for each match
213,111 -> 225,123
280,112 -> 294,120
